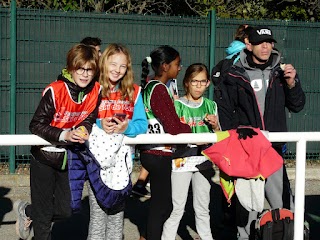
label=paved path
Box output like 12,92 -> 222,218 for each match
1,167 -> 320,239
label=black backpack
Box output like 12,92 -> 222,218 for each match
254,208 -> 309,240
211,55 -> 238,130
211,56 -> 235,98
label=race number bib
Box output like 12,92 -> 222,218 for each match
147,118 -> 165,134
172,156 -> 208,172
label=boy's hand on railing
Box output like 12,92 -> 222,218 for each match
76,126 -> 89,141
65,126 -> 88,143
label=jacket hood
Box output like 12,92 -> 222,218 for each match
238,49 -> 281,70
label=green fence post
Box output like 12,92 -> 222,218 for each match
208,10 -> 216,100
9,0 -> 17,173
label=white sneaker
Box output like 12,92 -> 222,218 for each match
13,200 -> 32,240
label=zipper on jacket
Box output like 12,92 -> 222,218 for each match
228,72 -> 266,130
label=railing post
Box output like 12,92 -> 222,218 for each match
208,9 -> 216,100
294,137 -> 307,240
9,0 -> 17,173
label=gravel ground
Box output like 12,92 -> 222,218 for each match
1,160 -> 320,239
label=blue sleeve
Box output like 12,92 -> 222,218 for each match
96,118 -> 102,129
123,93 -> 148,137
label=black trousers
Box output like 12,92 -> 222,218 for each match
140,152 -> 173,240
30,156 -> 72,240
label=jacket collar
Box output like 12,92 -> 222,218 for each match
57,69 -> 96,103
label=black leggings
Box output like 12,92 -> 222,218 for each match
140,152 -> 173,240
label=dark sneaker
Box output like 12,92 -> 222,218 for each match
132,184 -> 151,198
13,199 -> 32,239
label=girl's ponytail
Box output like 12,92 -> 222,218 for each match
141,45 -> 179,90
141,58 -> 150,90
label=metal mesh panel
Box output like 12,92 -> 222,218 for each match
0,8 -> 10,162
1,8 -> 320,168
0,9 -> 210,166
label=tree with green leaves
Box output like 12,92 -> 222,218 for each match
1,0 -> 319,21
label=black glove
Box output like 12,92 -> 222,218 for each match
236,127 -> 258,140
195,160 -> 213,171
173,144 -> 195,159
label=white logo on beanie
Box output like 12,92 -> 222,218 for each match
257,29 -> 272,36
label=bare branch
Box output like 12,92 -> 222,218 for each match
184,0 -> 202,16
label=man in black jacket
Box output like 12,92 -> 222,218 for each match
216,26 -> 305,239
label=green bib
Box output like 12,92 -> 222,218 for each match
143,80 -> 173,134
174,97 -> 218,133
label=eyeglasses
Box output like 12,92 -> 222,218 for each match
190,79 -> 208,86
75,67 -> 94,76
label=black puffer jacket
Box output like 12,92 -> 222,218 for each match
29,72 -> 102,158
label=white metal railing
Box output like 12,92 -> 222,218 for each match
1,131 -> 320,240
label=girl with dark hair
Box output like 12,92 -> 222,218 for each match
139,45 -> 191,240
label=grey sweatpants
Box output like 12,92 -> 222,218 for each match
237,165 -> 294,240
87,184 -> 124,240
162,171 -> 214,240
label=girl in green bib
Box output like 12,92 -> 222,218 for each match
162,63 -> 220,240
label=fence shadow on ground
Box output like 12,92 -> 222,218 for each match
2,186 -> 318,239
0,187 -> 13,225
124,195 -> 150,238
305,195 -> 320,240
52,197 -> 90,240
51,168 -> 239,240
52,195 -> 151,240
